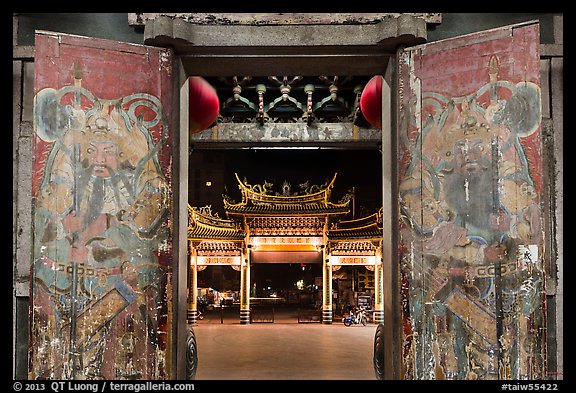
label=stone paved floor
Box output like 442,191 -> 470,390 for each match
191,308 -> 377,380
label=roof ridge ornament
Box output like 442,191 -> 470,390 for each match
237,174 -> 335,197
192,205 -> 220,218
242,177 -> 274,195
225,173 -> 349,217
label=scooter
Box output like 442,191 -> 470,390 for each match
342,307 -> 367,326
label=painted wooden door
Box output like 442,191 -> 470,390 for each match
397,21 -> 545,380
30,31 -> 175,379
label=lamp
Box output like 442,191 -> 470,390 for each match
360,75 -> 384,129
189,76 -> 220,134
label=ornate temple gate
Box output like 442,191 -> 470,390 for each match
226,173 -> 350,325
187,175 -> 386,325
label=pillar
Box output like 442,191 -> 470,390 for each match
373,247 -> 385,324
240,249 -> 251,324
382,51 -> 399,379
322,247 -> 333,324
187,242 -> 199,325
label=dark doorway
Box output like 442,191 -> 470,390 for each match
251,263 -> 321,299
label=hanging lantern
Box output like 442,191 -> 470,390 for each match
189,76 -> 220,134
360,75 -> 384,129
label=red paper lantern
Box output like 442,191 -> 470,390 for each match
360,75 -> 384,129
189,76 -> 220,133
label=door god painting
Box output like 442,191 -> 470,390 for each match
398,24 -> 546,380
30,33 -> 174,380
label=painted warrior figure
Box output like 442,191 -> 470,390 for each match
399,59 -> 545,380
31,85 -> 170,379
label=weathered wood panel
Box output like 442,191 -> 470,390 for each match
397,22 -> 545,380
30,32 -> 174,379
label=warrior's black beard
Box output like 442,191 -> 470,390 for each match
444,169 -> 494,229
84,176 -> 105,228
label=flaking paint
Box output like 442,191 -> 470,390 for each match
397,23 -> 546,380
29,32 -> 174,380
